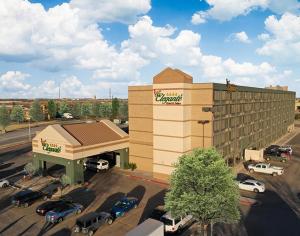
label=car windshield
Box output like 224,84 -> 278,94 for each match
256,182 -> 262,186
115,201 -> 127,208
160,217 -> 173,226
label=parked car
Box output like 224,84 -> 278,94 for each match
63,113 -> 73,119
264,153 -> 288,162
12,189 -> 46,207
84,159 -> 109,172
36,200 -> 72,216
278,145 -> 292,155
238,179 -> 265,193
74,212 -> 113,235
160,212 -> 193,233
45,202 -> 83,223
0,179 -> 9,188
248,163 -> 284,176
111,197 -> 138,218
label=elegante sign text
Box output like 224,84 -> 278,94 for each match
154,89 -> 183,105
41,138 -> 62,153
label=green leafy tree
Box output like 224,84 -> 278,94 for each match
71,102 -> 81,118
118,102 -> 128,121
47,100 -> 57,119
59,101 -> 70,115
165,148 -> 240,236
30,100 -> 44,121
10,105 -> 24,123
0,105 -> 10,133
111,98 -> 120,119
81,103 -> 91,119
92,102 -> 101,118
24,162 -> 37,176
100,103 -> 112,119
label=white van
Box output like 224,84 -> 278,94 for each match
84,159 -> 109,172
160,212 -> 193,233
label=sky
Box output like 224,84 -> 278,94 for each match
0,0 -> 300,98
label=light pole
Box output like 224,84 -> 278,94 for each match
28,118 -> 31,141
198,120 -> 210,148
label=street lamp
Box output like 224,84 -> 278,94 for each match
198,120 -> 210,148
28,117 -> 31,141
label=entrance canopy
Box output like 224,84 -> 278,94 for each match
32,120 -> 129,160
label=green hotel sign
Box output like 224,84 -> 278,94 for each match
154,89 -> 183,105
41,139 -> 62,153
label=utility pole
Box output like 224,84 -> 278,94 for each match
28,118 -> 31,141
109,88 -> 111,100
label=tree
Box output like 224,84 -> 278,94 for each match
165,148 -> 240,236
92,102 -> 101,117
30,99 -> 44,121
24,162 -> 37,176
71,102 -> 81,118
0,105 -> 10,133
111,98 -> 120,119
100,103 -> 112,119
59,101 -> 70,115
81,103 -> 91,119
118,102 -> 128,121
10,105 -> 24,123
47,100 -> 57,119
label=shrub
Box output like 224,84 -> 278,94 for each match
124,162 -> 137,171
24,162 -> 37,176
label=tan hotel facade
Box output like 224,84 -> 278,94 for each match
128,68 -> 295,180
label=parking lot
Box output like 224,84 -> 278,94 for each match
0,132 -> 300,236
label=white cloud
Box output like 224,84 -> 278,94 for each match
256,13 -> 300,63
70,0 -> 151,24
258,33 -> 270,41
191,11 -> 207,25
0,71 -> 31,92
0,0 -> 147,79
193,0 -> 300,22
227,31 -> 251,43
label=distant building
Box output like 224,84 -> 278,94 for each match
265,85 -> 288,91
296,98 -> 300,112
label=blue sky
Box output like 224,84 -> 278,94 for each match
0,0 -> 299,98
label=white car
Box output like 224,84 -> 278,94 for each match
63,113 -> 73,119
0,179 -> 9,188
248,163 -> 284,176
160,212 -> 193,233
238,179 -> 265,193
84,159 -> 109,172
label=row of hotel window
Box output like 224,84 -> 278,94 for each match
213,102 -> 294,115
214,91 -> 294,101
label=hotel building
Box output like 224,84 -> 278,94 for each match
128,68 -> 295,180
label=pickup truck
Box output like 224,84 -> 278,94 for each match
248,163 -> 284,176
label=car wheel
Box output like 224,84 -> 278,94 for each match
253,188 -> 259,193
24,203 -> 29,208
272,172 -> 277,176
97,169 -> 99,173
74,226 -> 80,233
107,218 -> 113,225
249,169 -> 254,173
2,183 -> 7,188
77,209 -> 82,214
58,217 -> 63,223
88,230 -> 94,236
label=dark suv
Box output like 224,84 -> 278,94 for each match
12,189 -> 46,207
74,212 -> 113,235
